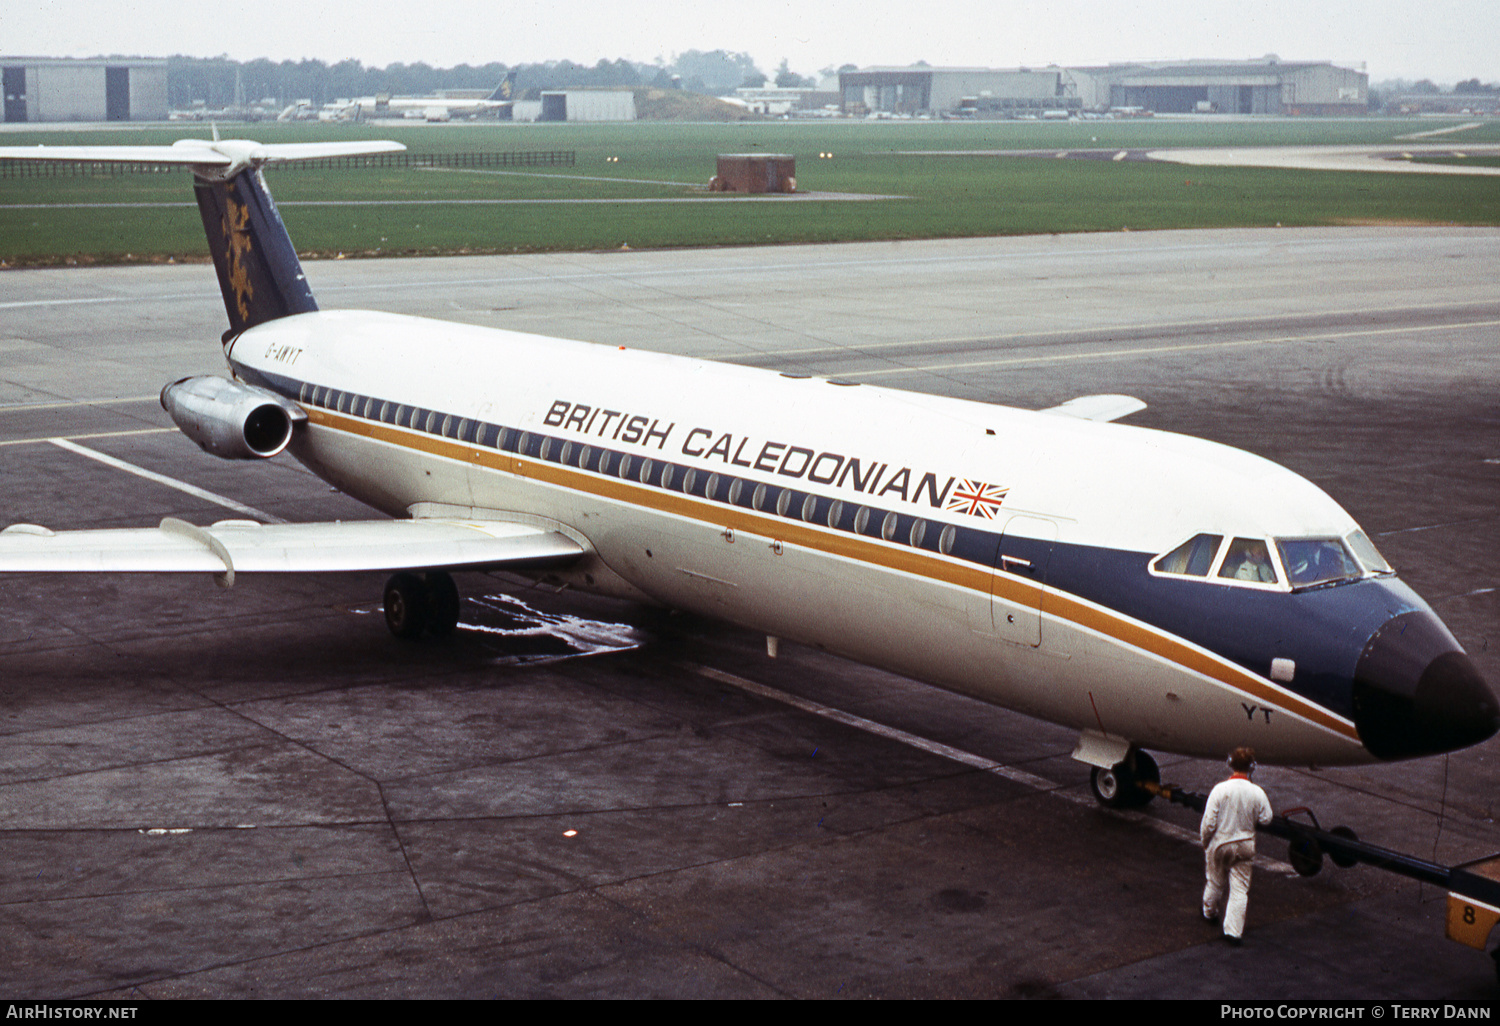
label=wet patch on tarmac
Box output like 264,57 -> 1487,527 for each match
342,591 -> 645,665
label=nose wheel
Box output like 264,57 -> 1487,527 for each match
383,571 -> 460,639
1089,749 -> 1160,808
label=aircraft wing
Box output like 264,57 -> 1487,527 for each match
1040,394 -> 1147,422
0,517 -> 581,586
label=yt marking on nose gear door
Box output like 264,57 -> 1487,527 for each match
1243,703 -> 1274,724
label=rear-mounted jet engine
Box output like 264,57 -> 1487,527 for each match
160,375 -> 307,460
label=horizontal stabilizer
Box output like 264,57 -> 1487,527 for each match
0,140 -> 405,169
0,517 -> 581,585
1040,394 -> 1147,423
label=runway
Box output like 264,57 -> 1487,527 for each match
1150,143 -> 1500,176
895,143 -> 1500,175
1,228 -> 1498,998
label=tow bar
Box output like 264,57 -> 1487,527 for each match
1144,780 -> 1500,983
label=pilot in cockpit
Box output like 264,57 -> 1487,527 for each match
1220,538 -> 1278,584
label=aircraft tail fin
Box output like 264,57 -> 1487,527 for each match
193,167 -> 317,339
488,72 -> 517,103
0,138 -> 404,340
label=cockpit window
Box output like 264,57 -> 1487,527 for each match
1153,533 -> 1223,577
1218,538 -> 1279,584
1276,537 -> 1362,588
1345,529 -> 1393,575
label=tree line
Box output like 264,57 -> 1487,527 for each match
166,50 -> 831,109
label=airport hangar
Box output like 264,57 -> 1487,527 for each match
839,58 -> 1369,116
1,56 -> 168,123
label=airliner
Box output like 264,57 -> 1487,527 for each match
0,137 -> 1494,808
283,74 -> 518,122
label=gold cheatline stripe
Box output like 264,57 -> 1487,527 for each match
306,407 -> 1359,741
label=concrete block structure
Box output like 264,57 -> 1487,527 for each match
712,154 -> 796,193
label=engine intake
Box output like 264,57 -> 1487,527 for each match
160,375 -> 306,460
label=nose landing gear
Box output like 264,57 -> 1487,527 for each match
383,571 -> 461,639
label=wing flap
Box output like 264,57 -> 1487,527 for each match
1040,394 -> 1147,423
0,518 -> 581,578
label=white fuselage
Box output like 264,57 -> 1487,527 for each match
230,309 -> 1383,766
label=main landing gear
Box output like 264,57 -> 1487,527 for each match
383,571 -> 461,639
1089,748 -> 1160,808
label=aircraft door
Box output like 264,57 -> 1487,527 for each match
992,515 -> 1057,647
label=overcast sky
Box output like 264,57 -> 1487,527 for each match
3,0 -> 1496,83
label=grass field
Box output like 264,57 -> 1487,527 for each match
2,117 -> 1498,264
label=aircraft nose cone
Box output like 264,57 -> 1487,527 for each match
1352,611 -> 1499,760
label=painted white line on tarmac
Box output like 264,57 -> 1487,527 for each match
0,395 -> 159,411
748,300 -> 1500,360
842,318 -> 1500,378
685,660 -> 1295,873
0,427 -> 177,447
46,437 -> 287,524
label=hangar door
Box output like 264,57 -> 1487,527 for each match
3,67 -> 25,123
106,67 -> 130,121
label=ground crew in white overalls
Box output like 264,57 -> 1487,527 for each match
1200,746 -> 1273,945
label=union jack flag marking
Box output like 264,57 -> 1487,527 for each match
946,480 -> 1009,519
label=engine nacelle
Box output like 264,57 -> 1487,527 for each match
160,375 -> 306,460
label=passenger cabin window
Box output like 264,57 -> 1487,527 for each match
909,519 -> 927,548
1154,534 -> 1223,577
1218,538 -> 1278,584
1276,538 -> 1362,589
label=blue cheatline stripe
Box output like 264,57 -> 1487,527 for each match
236,360 -> 1003,566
